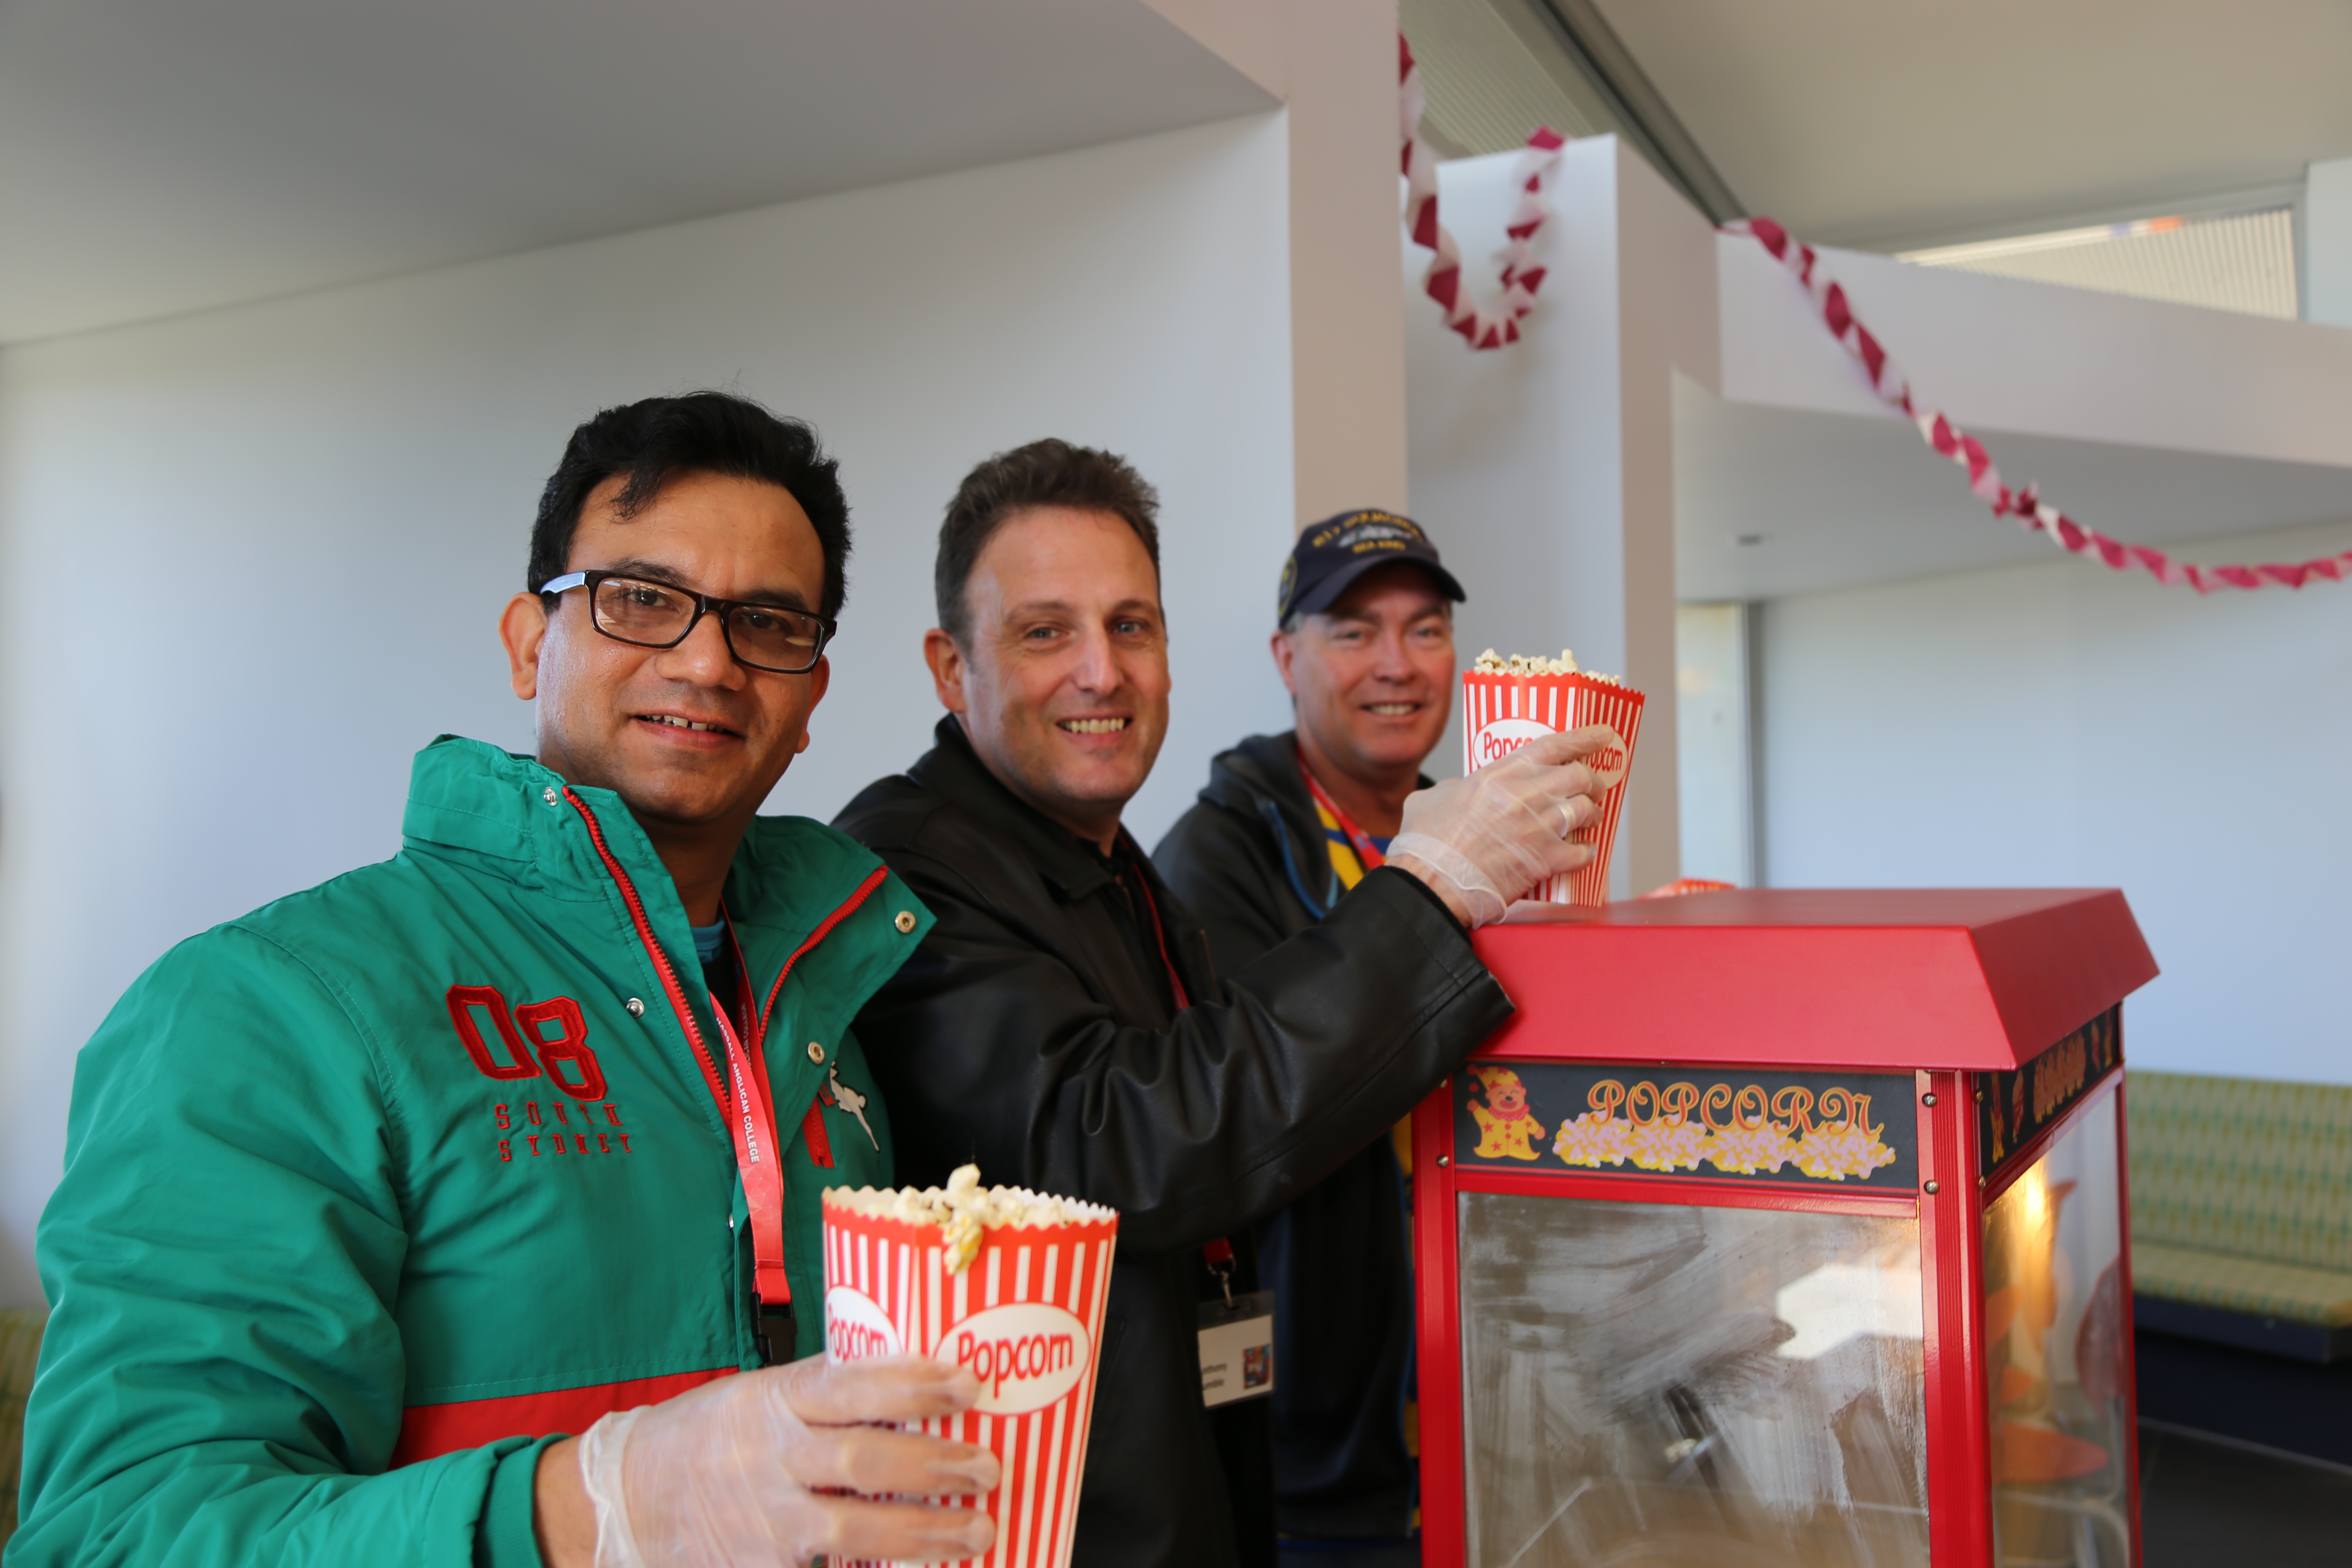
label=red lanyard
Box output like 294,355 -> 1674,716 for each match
564,790 -> 793,1312
707,932 -> 792,1309
1124,846 -> 1191,1011
1298,759 -> 1387,872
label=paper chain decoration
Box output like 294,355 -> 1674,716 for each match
1400,36 -> 1565,350
1396,29 -> 2345,590
1730,217 -> 2352,592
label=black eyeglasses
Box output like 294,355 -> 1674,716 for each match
539,571 -> 836,674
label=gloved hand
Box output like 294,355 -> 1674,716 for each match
1387,726 -> 1620,926
572,1353 -> 1000,1568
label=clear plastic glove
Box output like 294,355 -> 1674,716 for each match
574,1353 -> 1000,1568
1387,726 -> 1618,926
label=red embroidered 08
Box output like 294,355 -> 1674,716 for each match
517,995 -> 606,1101
446,985 -> 539,1080
445,983 -> 607,1102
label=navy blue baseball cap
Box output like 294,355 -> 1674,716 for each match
1277,508 -> 1466,624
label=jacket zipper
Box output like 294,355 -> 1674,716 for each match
562,787 -> 729,1111
758,866 -> 888,1041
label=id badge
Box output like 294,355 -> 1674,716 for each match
1198,1289 -> 1276,1407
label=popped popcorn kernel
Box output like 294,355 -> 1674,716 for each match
1473,648 -> 1621,683
824,1166 -> 1112,1274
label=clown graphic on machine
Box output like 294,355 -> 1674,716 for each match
1466,1064 -> 1547,1160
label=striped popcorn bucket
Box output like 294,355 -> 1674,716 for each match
822,1194 -> 1119,1568
1461,670 -> 1645,906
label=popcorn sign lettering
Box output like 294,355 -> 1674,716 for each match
824,1284 -> 903,1361
1472,716 -> 1551,767
1455,1063 -> 1919,1189
1472,717 -> 1627,781
947,1302 -> 1089,1414
1551,1077 -> 1899,1182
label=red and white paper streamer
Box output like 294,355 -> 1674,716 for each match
1401,36 -> 1565,350
1732,216 -> 2352,592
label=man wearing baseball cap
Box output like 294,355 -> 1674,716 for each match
1154,508 -> 1467,1568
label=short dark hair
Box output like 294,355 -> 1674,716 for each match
528,392 -> 852,619
934,438 -> 1160,644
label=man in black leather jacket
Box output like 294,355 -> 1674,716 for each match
837,441 -> 1607,1568
1154,512 -> 1467,1567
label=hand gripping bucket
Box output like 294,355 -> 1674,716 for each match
1461,668 -> 1645,906
823,1192 -> 1119,1568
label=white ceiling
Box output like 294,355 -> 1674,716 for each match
0,0 -> 1272,345
1674,378 -> 2352,602
1592,0 -> 2352,248
1401,0 -> 1618,156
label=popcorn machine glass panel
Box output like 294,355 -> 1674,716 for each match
1457,1193 -> 1928,1568
1982,1090 -> 2132,1568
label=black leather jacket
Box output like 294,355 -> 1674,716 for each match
836,719 -> 1511,1568
1154,731 -> 1426,1542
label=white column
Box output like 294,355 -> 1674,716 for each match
2306,156 -> 2352,328
1404,136 -> 1717,897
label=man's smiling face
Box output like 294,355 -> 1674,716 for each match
502,469 -> 831,838
925,505 -> 1169,848
1275,562 -> 1455,780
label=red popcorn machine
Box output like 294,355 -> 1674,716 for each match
1413,889 -> 2158,1568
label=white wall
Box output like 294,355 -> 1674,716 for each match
0,113 -> 1300,1309
1147,0 -> 1409,521
1757,515 -> 2352,1086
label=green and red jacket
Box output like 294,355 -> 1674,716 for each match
10,736 -> 925,1568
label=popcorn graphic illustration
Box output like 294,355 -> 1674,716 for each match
1551,1109 -> 1633,1168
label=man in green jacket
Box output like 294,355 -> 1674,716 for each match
11,394 -> 999,1567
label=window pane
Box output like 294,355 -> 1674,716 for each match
1674,601 -> 1752,886
1458,1192 -> 1927,1568
1983,1092 -> 2132,1568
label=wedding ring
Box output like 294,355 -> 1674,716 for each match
1559,800 -> 1578,839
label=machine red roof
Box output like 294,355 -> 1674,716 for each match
1473,888 -> 2157,1070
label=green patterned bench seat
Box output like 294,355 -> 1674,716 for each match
1,1307 -> 42,1550
2127,1070 -> 2352,1362
2130,1243 -> 2352,1326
